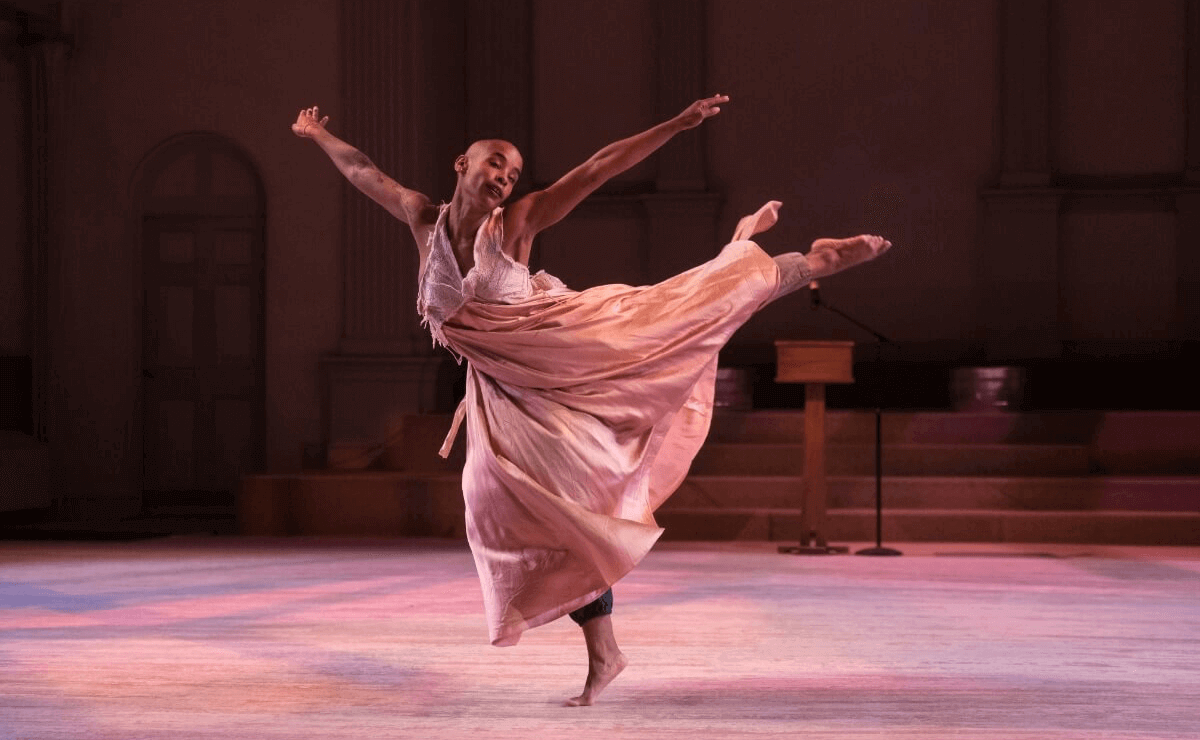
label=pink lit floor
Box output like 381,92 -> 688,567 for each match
2,538 -> 1198,739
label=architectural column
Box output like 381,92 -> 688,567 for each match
338,0 -> 425,355
979,0 -> 1060,360
642,0 -> 722,284
653,0 -> 706,192
17,12 -> 71,447
998,0 -> 1051,187
465,0 -> 532,162
1,9 -> 68,515
1180,0 -> 1200,337
1187,0 -> 1200,183
321,0 -> 464,453
24,42 -> 52,445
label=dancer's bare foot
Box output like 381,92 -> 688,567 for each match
808,234 -> 892,279
564,613 -> 626,707
564,651 -> 628,707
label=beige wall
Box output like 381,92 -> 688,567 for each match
1,0 -> 1193,517
1053,0 -> 1186,176
707,0 -> 999,354
532,0 -> 658,186
1052,0 -> 1186,342
526,0 -> 1000,357
30,0 -> 341,509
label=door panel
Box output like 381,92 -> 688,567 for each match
141,142 -> 264,507
147,398 -> 195,491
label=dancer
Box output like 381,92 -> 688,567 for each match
293,96 -> 891,706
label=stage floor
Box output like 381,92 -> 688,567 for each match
2,538 -> 1198,739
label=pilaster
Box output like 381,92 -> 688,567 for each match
19,20 -> 70,445
1187,0 -> 1200,183
323,0 -> 462,455
998,0 -> 1051,187
979,0 -> 1059,360
339,0 -> 426,355
643,0 -> 722,282
654,0 -> 708,191
465,0 -> 532,161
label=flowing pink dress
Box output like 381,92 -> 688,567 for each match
419,200 -> 797,646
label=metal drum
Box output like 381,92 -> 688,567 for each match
951,366 -> 1026,411
714,367 -> 754,410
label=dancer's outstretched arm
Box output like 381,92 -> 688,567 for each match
292,106 -> 433,226
510,95 -> 729,238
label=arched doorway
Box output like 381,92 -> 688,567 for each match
138,135 -> 265,509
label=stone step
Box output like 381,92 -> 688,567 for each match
707,410 -> 1099,444
706,409 -> 1200,450
664,475 -> 1200,512
690,442 -> 1092,476
239,471 -> 1200,546
364,411 -> 1200,475
0,504 -> 239,539
239,473 -> 466,537
655,507 -> 1200,546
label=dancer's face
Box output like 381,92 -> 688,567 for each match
456,140 -> 523,206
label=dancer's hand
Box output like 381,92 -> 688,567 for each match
675,94 -> 729,130
292,106 -> 330,138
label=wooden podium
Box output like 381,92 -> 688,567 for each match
774,340 -> 855,554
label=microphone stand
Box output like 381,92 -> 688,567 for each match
809,282 -> 901,557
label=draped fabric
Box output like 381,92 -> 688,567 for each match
422,201 -> 797,646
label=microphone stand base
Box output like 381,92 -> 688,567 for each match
856,546 -> 903,556
778,544 -> 850,555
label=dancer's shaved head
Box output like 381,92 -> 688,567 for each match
466,139 -> 521,162
459,139 -> 523,177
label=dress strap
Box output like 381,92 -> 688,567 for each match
732,200 -> 782,242
438,398 -> 468,458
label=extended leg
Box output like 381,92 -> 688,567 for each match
770,252 -> 814,301
565,589 -> 627,707
769,234 -> 893,303
807,235 -> 892,278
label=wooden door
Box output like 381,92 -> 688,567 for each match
141,141 -> 264,506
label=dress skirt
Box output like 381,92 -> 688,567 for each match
440,205 -> 785,646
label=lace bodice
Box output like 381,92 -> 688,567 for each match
417,204 -> 566,351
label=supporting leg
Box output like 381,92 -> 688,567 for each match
565,590 -> 627,706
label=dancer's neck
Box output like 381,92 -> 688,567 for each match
446,194 -> 493,246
